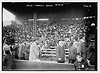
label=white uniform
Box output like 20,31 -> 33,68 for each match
29,42 -> 39,61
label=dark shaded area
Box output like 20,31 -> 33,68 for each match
2,2 -> 97,20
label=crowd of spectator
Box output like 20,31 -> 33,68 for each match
3,18 -> 96,70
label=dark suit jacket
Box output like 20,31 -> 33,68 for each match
69,45 -> 77,60
56,44 -> 65,62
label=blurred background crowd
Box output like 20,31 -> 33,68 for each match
3,17 -> 96,63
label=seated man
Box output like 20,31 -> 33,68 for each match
74,53 -> 90,71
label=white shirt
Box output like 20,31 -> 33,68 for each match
3,44 -> 10,51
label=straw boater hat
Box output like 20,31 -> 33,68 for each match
32,37 -> 37,41
59,41 -> 64,46
3,44 -> 10,51
15,41 -> 18,43
80,36 -> 85,42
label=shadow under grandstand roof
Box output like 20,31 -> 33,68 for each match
2,2 -> 97,20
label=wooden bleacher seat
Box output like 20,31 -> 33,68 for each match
41,48 -> 69,57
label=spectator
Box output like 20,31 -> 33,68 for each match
29,40 -> 40,61
69,41 -> 77,63
3,50 -> 15,70
3,42 -> 11,56
77,36 -> 87,60
74,53 -> 90,71
25,41 -> 30,60
13,41 -> 19,59
18,42 -> 26,60
56,40 -> 65,63
88,42 -> 95,65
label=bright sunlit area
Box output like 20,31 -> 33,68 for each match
3,8 -> 15,26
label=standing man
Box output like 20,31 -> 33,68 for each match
29,40 -> 40,61
69,41 -> 77,63
25,41 -> 30,60
3,41 -> 15,70
56,40 -> 65,63
3,50 -> 15,70
77,36 -> 87,60
3,41 -> 11,56
18,42 -> 26,60
13,41 -> 19,59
